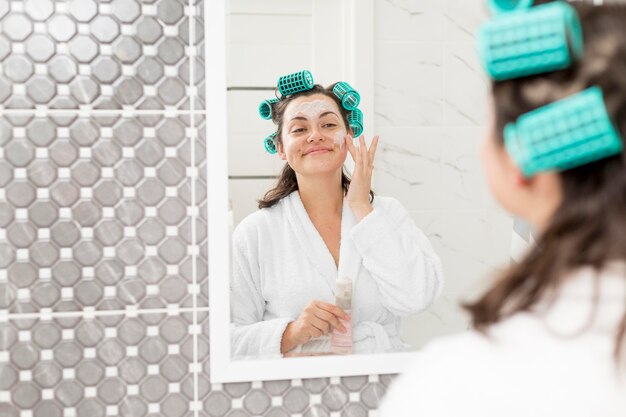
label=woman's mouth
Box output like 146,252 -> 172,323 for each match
304,146 -> 332,156
306,149 -> 330,156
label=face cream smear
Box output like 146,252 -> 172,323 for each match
285,100 -> 346,148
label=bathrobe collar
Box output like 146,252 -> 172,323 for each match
283,191 -> 361,294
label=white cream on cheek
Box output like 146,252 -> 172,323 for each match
333,128 -> 347,148
284,99 -> 346,149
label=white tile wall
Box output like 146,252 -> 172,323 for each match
227,0 -> 313,15
226,6 -> 314,220
226,14 -> 313,86
375,0 -> 445,42
373,0 -> 513,347
374,127 -> 444,210
374,43 -> 444,127
227,91 -> 285,177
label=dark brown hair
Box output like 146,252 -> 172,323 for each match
258,83 -> 374,208
464,3 -> 626,361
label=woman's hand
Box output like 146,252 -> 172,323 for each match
345,135 -> 379,221
281,300 -> 349,354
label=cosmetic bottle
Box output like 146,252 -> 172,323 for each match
331,278 -> 353,354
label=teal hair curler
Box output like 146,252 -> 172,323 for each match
333,82 -> 361,111
348,109 -> 364,138
505,86 -> 623,178
258,98 -> 280,120
277,70 -> 315,96
478,2 -> 584,81
264,132 -> 278,155
487,0 -> 534,16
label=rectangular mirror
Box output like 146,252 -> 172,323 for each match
208,0 -> 515,383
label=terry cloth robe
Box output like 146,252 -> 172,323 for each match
379,263 -> 626,417
230,191 -> 444,360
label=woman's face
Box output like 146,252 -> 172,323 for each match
277,94 -> 350,176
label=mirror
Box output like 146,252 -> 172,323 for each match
208,0 -> 515,382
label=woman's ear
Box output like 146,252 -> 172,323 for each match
513,166 -> 531,187
501,146 -> 530,188
277,141 -> 287,160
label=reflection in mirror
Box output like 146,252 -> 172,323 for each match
225,1 -> 446,360
230,81 -> 444,359
220,0 -> 513,369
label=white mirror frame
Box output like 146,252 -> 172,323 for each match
207,0 -> 418,383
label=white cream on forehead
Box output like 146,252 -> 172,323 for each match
286,99 -> 334,120
285,99 -> 346,147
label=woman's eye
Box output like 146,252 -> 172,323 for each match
323,123 -> 337,128
292,128 -> 305,134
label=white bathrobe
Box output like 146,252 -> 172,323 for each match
380,263 -> 626,417
230,191 -> 444,360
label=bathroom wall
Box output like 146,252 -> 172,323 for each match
1,0 -> 602,416
0,1 -> 391,416
0,1 -> 215,417
371,0 -> 513,347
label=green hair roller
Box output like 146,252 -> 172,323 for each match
478,2 -> 583,81
258,98 -> 280,120
348,109 -> 363,138
277,70 -> 315,96
487,0 -> 534,15
505,87 -> 623,178
264,132 -> 278,155
333,82 -> 361,111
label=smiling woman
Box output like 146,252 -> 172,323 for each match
258,85 -> 369,210
229,79 -> 445,360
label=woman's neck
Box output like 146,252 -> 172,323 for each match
297,171 -> 344,218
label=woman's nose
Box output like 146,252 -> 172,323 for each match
306,126 -> 324,142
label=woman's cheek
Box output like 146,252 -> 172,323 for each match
282,134 -> 300,156
333,128 -> 347,148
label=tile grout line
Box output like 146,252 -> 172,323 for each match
0,109 -> 208,116
188,0 -> 201,416
1,306 -> 210,321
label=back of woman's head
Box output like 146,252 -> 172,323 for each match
466,2 -> 626,359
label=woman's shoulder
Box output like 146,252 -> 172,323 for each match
369,195 -> 412,222
419,329 -> 495,360
371,195 -> 405,212
412,314 -> 549,368
418,308 -> 610,364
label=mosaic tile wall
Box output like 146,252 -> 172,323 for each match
0,1 -> 390,416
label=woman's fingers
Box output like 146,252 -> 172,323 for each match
313,307 -> 346,333
368,136 -> 379,165
359,136 -> 368,167
350,135 -> 379,171
344,136 -> 354,161
315,301 -> 349,320
345,135 -> 361,165
344,135 -> 355,158
295,301 -> 350,344
307,315 -> 330,335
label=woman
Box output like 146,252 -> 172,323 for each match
381,2 -> 626,416
230,82 -> 444,359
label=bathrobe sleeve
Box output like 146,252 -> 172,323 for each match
350,197 -> 443,316
230,220 -> 292,359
